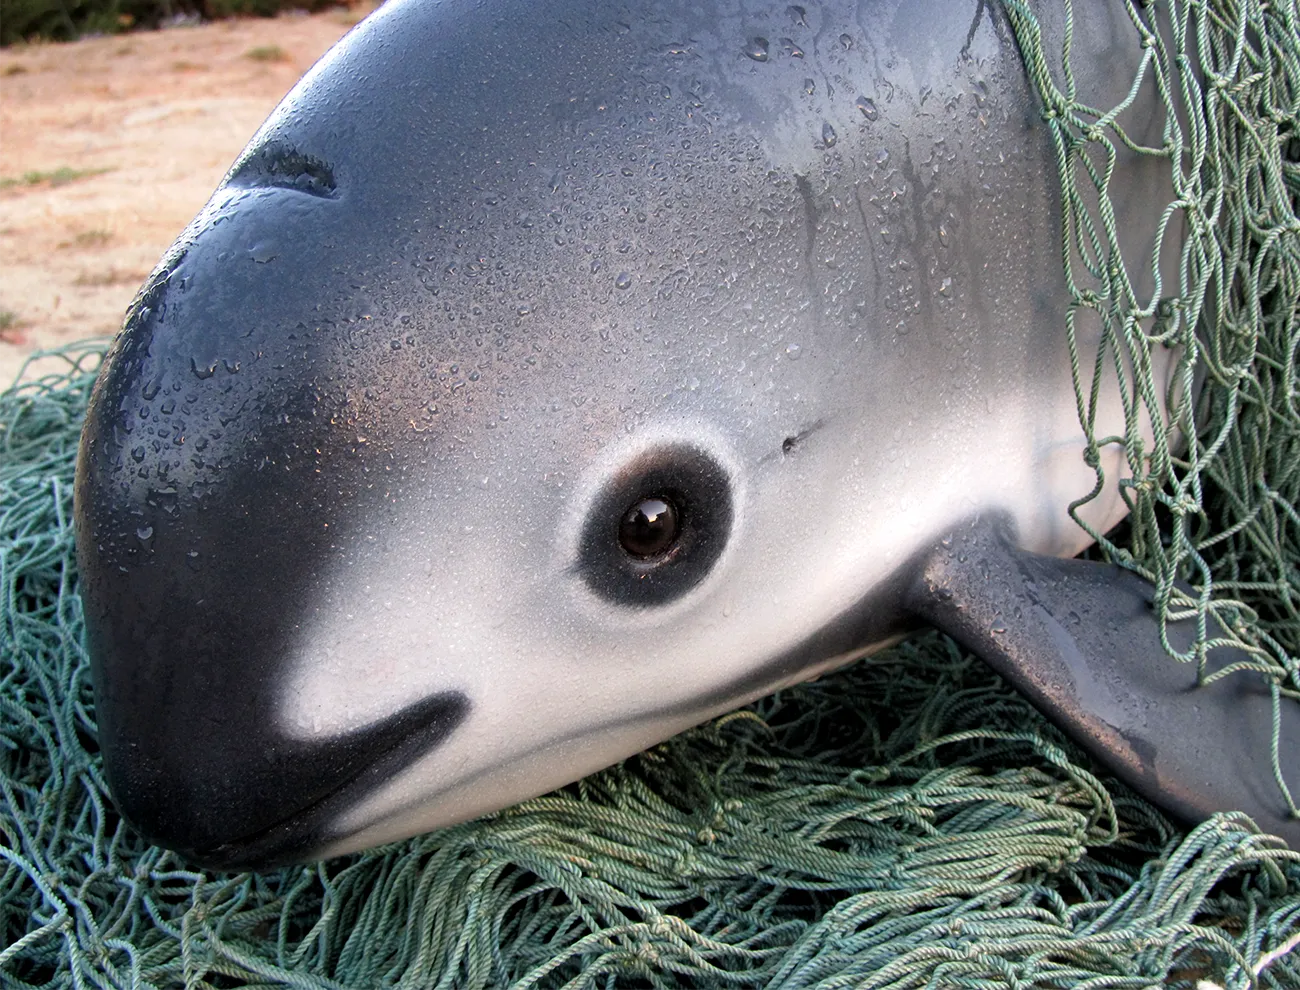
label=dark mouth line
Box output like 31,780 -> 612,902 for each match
187,696 -> 468,871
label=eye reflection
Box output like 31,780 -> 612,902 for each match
578,445 -> 730,605
618,497 -> 680,558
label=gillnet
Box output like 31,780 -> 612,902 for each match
3,1 -> 1300,986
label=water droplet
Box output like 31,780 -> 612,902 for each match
820,122 -> 837,148
838,33 -> 853,50
615,272 -> 632,290
745,37 -> 769,61
130,446 -> 145,463
191,358 -> 217,380
781,38 -> 804,58
785,343 -> 803,360
938,277 -> 953,297
875,147 -> 890,166
803,77 -> 815,95
136,525 -> 153,542
855,95 -> 879,120
249,241 -> 278,264
788,5 -> 806,26
141,380 -> 160,401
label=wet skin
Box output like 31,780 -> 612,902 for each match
75,0 -> 1297,867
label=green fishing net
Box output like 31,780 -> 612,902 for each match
1002,0 -> 1300,821
3,1 -> 1300,987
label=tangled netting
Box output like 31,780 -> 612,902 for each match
2,348 -> 1298,986
1001,0 -> 1300,814
4,0 -> 1300,986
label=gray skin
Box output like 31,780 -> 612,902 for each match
74,0 -> 1295,870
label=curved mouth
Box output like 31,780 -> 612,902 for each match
171,693 -> 469,872
94,688 -> 471,873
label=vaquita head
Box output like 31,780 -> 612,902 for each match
74,0 -> 1299,869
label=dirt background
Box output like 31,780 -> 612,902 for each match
0,7 -> 374,385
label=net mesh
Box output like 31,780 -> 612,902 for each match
1002,0 -> 1300,819
3,0 -> 1300,986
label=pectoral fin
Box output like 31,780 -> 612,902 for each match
906,516 -> 1299,846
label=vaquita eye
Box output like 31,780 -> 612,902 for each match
577,446 -> 733,606
618,497 -> 681,558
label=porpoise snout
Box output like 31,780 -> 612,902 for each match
74,174 -> 471,869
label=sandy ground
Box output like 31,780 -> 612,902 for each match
0,8 -> 375,386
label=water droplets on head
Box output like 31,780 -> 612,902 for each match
248,241 -> 279,264
855,96 -> 879,121
820,122 -> 837,149
744,37 -> 769,62
615,272 -> 633,290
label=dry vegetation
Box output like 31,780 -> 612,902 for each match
0,6 -> 375,383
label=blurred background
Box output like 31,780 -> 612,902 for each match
0,0 -> 379,383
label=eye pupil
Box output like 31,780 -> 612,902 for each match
618,497 -> 680,558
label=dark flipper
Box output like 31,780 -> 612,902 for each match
906,516 -> 1299,846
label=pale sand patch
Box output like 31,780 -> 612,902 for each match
0,7 -> 375,386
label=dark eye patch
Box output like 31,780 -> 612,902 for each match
577,445 -> 733,606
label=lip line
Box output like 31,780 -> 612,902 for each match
316,631 -> 915,859
179,695 -> 469,871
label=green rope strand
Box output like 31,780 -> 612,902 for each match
5,0 -> 1300,984
1000,0 -> 1300,823
3,352 -> 1298,987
